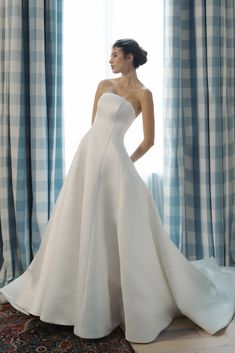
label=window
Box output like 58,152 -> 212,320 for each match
63,0 -> 163,178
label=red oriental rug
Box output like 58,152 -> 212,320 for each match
0,304 -> 135,353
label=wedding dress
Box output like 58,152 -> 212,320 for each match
1,92 -> 235,343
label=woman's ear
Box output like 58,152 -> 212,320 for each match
128,53 -> 134,64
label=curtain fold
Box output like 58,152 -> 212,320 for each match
0,0 -> 64,285
163,0 -> 235,265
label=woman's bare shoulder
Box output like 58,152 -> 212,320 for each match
138,85 -> 152,95
97,78 -> 118,88
96,79 -> 117,95
137,86 -> 153,103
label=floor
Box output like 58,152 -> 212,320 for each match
1,299 -> 235,353
130,316 -> 235,353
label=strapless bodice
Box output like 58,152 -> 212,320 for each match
92,92 -> 135,139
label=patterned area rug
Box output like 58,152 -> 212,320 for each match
0,304 -> 135,353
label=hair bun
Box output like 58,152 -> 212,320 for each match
138,47 -> 147,66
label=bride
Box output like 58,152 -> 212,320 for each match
1,38 -> 235,344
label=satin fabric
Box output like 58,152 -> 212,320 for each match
1,93 -> 235,343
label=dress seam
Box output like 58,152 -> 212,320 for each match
78,103 -> 123,329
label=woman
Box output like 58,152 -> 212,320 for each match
1,39 -> 235,344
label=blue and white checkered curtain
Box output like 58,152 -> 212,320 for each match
0,0 -> 64,286
163,0 -> 235,265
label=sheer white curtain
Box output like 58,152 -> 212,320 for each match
63,0 -> 163,177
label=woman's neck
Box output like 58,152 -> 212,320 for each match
119,69 -> 139,88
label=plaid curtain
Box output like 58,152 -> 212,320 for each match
0,0 -> 64,285
163,0 -> 235,265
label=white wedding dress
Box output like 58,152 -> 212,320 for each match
1,92 -> 235,343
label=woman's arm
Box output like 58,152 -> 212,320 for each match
130,89 -> 155,163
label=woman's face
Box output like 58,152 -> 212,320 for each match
109,47 -> 132,73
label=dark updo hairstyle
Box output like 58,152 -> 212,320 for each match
112,38 -> 147,69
